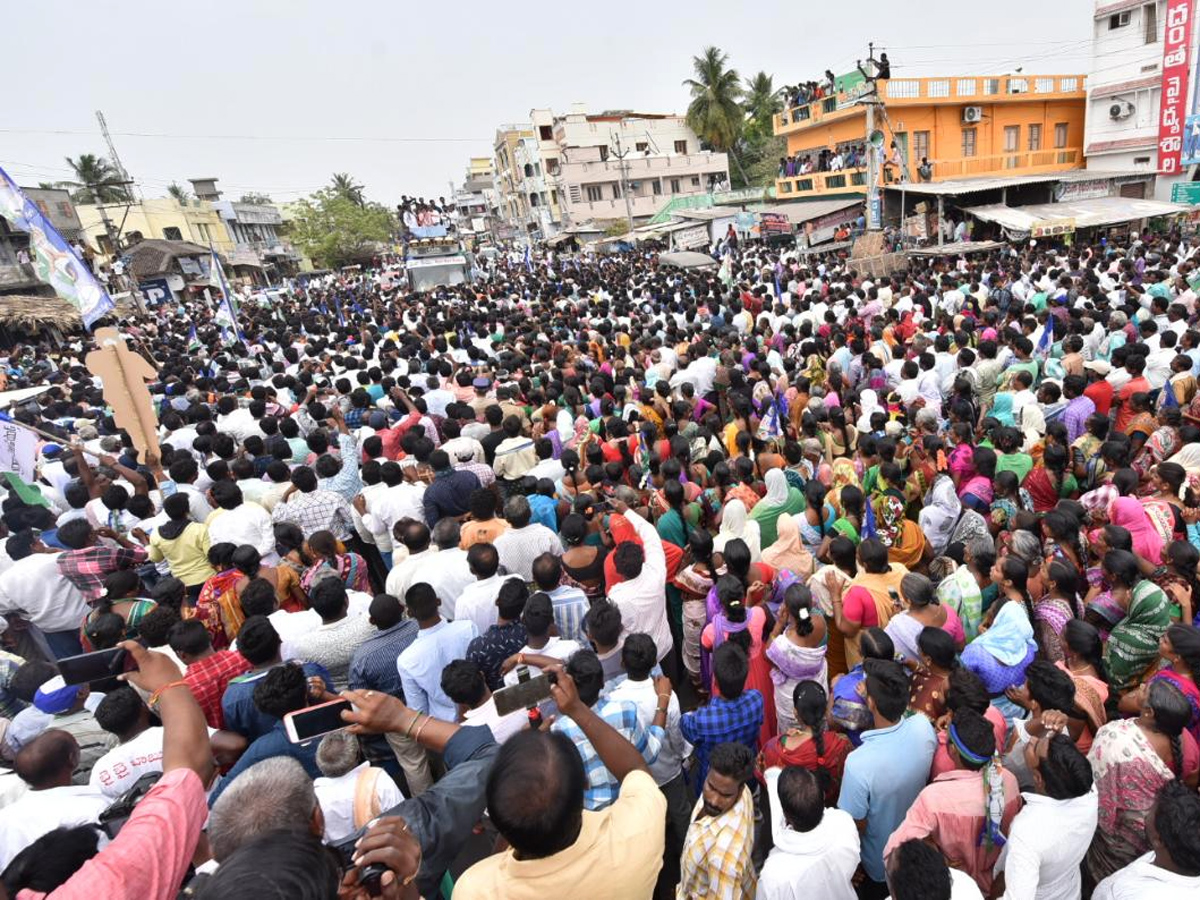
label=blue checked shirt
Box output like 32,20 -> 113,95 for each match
552,697 -> 663,811
318,433 -> 362,501
348,620 -> 420,699
679,690 -> 764,790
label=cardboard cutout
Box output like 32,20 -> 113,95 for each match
84,327 -> 160,462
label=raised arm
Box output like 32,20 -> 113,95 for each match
614,502 -> 665,579
550,664 -> 648,782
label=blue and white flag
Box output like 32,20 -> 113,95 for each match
187,323 -> 201,351
208,245 -> 243,340
524,245 -> 533,273
0,166 -> 114,328
862,498 -> 878,541
1036,314 -> 1054,358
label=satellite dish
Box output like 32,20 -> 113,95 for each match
869,130 -> 885,148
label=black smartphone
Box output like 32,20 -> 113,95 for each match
283,699 -> 353,744
494,670 -> 555,716
58,648 -> 132,686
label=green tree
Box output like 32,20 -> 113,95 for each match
330,173 -> 365,206
743,71 -> 782,138
288,188 -> 394,268
63,153 -> 129,204
167,182 -> 190,203
683,47 -> 748,185
239,192 -> 273,205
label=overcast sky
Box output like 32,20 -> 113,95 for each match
4,0 -> 1094,205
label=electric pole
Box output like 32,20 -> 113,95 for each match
864,42 -> 882,232
610,131 -> 635,233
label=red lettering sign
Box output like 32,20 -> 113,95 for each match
1159,0 -> 1195,173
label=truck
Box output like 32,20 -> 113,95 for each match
404,233 -> 471,292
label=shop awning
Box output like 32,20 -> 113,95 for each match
966,196 -> 1189,232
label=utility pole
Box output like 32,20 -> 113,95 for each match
610,130 -> 635,233
96,111 -> 135,199
863,42 -> 882,232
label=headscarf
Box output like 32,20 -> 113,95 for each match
918,475 -> 961,556
714,498 -> 762,561
761,467 -> 789,507
1020,403 -> 1046,452
989,393 -> 1016,427
972,596 -> 1036,666
1109,496 -> 1164,565
856,389 -> 882,432
761,513 -> 815,579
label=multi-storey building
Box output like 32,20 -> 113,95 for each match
1084,0 -> 1199,200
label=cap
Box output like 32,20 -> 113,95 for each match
34,676 -> 84,714
472,377 -> 491,389
1083,360 -> 1111,375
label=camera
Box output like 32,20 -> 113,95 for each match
330,831 -> 387,897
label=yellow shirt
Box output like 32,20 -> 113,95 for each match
147,522 -> 214,586
454,769 -> 666,900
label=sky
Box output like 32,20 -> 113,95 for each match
4,0 -> 1095,205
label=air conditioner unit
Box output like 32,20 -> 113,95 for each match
1109,100 -> 1136,120
962,106 -> 984,123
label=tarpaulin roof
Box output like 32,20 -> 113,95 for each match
657,251 -> 718,269
762,198 -> 862,224
965,196 -> 1188,231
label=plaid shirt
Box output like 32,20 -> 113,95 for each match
679,690 -> 763,789
57,544 -> 148,600
552,697 -> 662,811
678,785 -> 756,900
454,460 -> 496,487
183,649 -> 252,729
272,488 -> 355,539
318,433 -> 362,502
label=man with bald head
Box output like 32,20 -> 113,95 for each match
0,729 -> 110,868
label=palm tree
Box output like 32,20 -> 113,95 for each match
63,153 -> 128,204
167,182 -> 190,203
683,46 -> 748,184
330,172 -> 365,206
743,71 -> 782,133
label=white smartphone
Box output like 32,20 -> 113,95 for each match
282,698 -> 353,744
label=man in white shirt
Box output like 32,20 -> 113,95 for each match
384,521 -> 439,602
396,583 -> 478,722
286,580 -> 375,690
407,519 -> 473,621
454,543 -> 521,634
0,729 -> 110,869
312,730 -> 403,844
0,531 -> 92,659
359,466 -> 426,547
758,766 -> 860,900
205,482 -> 275,560
440,658 -> 527,744
493,496 -> 562,582
607,504 -> 674,667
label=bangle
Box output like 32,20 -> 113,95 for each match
404,712 -> 423,739
148,681 -> 189,709
413,714 -> 432,744
517,653 -> 525,666
656,704 -> 669,714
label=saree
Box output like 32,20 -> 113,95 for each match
1150,668 -> 1200,745
302,552 -> 370,595
80,599 -> 158,652
961,599 -> 1037,696
675,563 -> 715,684
843,564 -> 907,667
830,666 -> 873,746
749,469 -> 805,547
1023,466 -> 1067,513
1104,579 -> 1173,692
1086,719 -> 1180,883
760,513 -> 816,581
918,476 -> 961,557
1033,596 -> 1075,662
938,564 -> 984,640
758,728 -> 852,804
1054,661 -> 1108,753
829,459 -> 861,517
191,568 -> 244,651
885,612 -> 926,663
764,637 -> 828,733
1133,426 -> 1180,477
1109,496 -> 1165,565
877,491 -> 926,569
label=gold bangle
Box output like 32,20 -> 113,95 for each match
404,712 -> 423,739
413,714 -> 432,744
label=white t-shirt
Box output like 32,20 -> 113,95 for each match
313,762 -> 404,844
88,725 -> 217,799
0,785 -> 111,869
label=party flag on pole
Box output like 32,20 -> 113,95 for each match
208,244 -> 243,341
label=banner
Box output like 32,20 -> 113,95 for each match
760,212 -> 792,236
1031,218 -> 1076,239
1183,114 -> 1200,166
1158,0 -> 1194,174
0,419 -> 38,483
0,166 -> 115,328
138,277 -> 173,306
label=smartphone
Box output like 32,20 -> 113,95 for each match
494,669 -> 555,716
58,648 -> 133,686
282,698 -> 353,744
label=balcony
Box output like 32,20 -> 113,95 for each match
776,168 -> 869,198
775,74 -> 1087,137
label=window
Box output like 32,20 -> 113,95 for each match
1110,10 -> 1131,28
163,226 -> 183,241
691,176 -> 700,187
636,142 -> 649,152
550,190 -> 558,206
652,180 -> 662,195
1003,125 -> 1020,152
1144,2 -> 1158,42
961,127 -> 977,157
670,178 -> 681,193
545,159 -> 560,176
673,140 -> 688,154
611,183 -> 621,200
539,125 -> 553,141
1028,123 -> 1042,151
529,193 -> 540,207
569,184 -> 582,203
585,185 -> 603,202
598,145 -> 609,162
913,130 -> 930,162
1054,122 -> 1068,148
523,164 -> 534,177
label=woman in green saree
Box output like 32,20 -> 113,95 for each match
1103,548 -> 1174,693
750,468 -> 805,547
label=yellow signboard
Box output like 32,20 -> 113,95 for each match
1031,218 -> 1076,238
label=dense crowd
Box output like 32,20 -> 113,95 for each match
0,225 -> 1199,900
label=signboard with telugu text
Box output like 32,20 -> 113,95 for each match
759,213 -> 792,236
1158,0 -> 1194,174
1031,218 -> 1076,238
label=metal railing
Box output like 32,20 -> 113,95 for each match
775,168 -> 869,197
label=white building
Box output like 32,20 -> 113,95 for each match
1084,0 -> 1200,200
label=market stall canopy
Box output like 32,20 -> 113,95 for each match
908,240 -> 1008,257
658,251 -> 718,269
0,385 -> 51,410
966,196 -> 1189,232
761,198 -> 862,225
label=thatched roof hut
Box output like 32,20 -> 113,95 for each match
0,294 -> 136,344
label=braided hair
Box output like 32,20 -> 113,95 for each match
1147,678 -> 1191,777
792,680 -> 832,795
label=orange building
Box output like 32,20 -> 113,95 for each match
774,74 -> 1089,200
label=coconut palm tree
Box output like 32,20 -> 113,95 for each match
743,71 -> 782,134
63,153 -> 128,204
683,46 -> 748,184
167,182 -> 190,203
330,173 -> 365,206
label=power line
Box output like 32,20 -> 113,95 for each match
0,128 -> 488,143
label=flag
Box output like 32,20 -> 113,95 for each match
208,245 -> 243,340
774,272 -> 783,298
776,387 -> 790,436
1036,314 -> 1054,357
187,324 -> 201,351
333,293 -> 346,327
0,166 -> 114,328
1163,380 -> 1180,409
862,498 -> 878,541
524,245 -> 533,273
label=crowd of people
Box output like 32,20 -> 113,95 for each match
0,223 -> 1199,899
